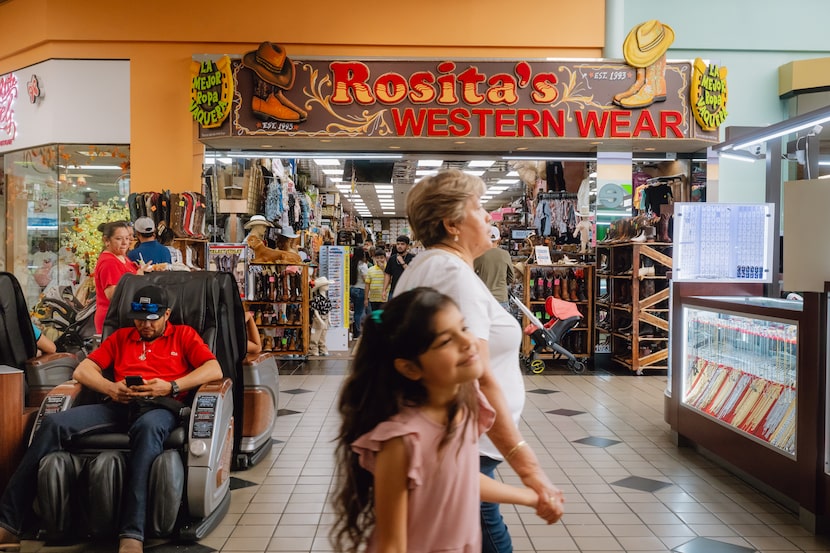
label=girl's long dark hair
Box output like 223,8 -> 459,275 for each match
331,287 -> 479,553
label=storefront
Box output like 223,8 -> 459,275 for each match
0,59 -> 131,307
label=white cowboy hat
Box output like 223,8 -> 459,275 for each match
577,207 -> 593,217
244,215 -> 274,229
312,276 -> 333,291
278,226 -> 299,238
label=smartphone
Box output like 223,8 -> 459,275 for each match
125,375 -> 144,387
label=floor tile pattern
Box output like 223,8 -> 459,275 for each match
17,358 -> 830,552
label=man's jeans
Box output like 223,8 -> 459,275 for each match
480,455 -> 513,553
0,402 -> 177,541
349,286 -> 366,338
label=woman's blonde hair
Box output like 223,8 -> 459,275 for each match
406,169 -> 486,247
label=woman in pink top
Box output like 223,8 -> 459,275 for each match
93,221 -> 152,333
332,288 -> 558,553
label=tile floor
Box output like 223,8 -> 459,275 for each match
18,357 -> 830,553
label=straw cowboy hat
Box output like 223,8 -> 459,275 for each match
312,277 -> 333,292
242,42 -> 296,89
622,20 -> 675,68
244,214 -> 274,230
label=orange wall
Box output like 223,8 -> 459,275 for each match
0,0 -> 605,193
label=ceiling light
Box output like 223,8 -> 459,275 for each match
467,160 -> 495,168
503,155 -> 596,161
418,159 -> 444,167
481,195 -> 493,200
74,165 -> 123,170
720,152 -> 758,163
487,186 -> 509,193
463,170 -> 485,176
496,179 -> 519,184
416,170 -> 438,176
712,105 -> 830,152
314,159 -> 341,166
374,185 -> 394,191
328,177 -> 343,183
506,170 -> 519,177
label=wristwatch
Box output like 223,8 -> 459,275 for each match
170,380 -> 180,396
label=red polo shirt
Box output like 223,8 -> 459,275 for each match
87,323 -> 216,383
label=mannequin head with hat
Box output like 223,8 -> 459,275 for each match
244,214 -> 273,240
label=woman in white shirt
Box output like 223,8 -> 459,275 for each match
394,169 -> 564,553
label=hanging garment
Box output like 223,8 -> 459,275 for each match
534,199 -> 551,237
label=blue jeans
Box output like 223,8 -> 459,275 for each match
349,286 -> 366,338
0,402 -> 177,542
480,455 -> 513,553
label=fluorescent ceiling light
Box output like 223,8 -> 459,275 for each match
734,117 -> 830,150
720,152 -> 758,163
418,159 -> 444,167
506,170 -> 519,177
68,165 -> 124,170
314,159 -> 341,166
416,170 -> 438,177
463,170 -> 485,176
503,155 -> 595,161
321,169 -> 341,175
328,177 -> 343,183
374,185 -> 394,191
488,186 -> 509,193
481,195 -> 493,200
496,179 -> 519,184
467,160 -> 495,168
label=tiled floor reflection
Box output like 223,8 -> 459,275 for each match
19,357 -> 830,552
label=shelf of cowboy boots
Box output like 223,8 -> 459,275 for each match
246,263 -> 310,357
522,264 -> 594,360
172,238 -> 208,270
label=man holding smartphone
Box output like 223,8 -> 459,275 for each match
382,235 -> 414,299
0,285 -> 222,553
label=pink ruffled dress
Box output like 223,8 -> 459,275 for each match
352,390 -> 496,553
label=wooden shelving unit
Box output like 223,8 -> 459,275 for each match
244,263 -> 309,356
521,263 -> 594,363
171,238 -> 208,270
595,242 -> 672,375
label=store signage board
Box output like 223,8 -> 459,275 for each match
199,51 -> 719,145
0,72 -> 19,147
672,202 -> 773,283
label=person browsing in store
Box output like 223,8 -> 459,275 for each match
0,285 -> 222,553
94,221 -> 154,334
332,288 -> 559,553
365,248 -> 388,311
383,235 -> 414,299
474,225 -> 514,312
127,217 -> 171,267
394,169 -> 565,553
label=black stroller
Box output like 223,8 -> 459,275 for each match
512,295 -> 586,374
34,295 -> 97,357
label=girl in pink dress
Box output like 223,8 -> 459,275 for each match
332,288 -> 554,553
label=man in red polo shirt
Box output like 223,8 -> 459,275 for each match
0,285 -> 222,553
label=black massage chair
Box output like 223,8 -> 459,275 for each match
28,271 -> 246,542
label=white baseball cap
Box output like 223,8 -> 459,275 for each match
489,226 -> 501,241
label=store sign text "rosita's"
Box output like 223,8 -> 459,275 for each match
328,61 -> 683,139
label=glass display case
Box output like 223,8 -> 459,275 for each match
682,299 -> 800,456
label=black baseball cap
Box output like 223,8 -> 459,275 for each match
127,285 -> 169,320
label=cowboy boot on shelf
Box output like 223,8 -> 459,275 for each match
640,278 -> 656,300
613,67 -> 646,105
658,213 -> 673,242
553,278 -> 562,300
569,277 -> 579,302
620,54 -> 667,109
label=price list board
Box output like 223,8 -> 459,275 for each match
673,203 -> 773,282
